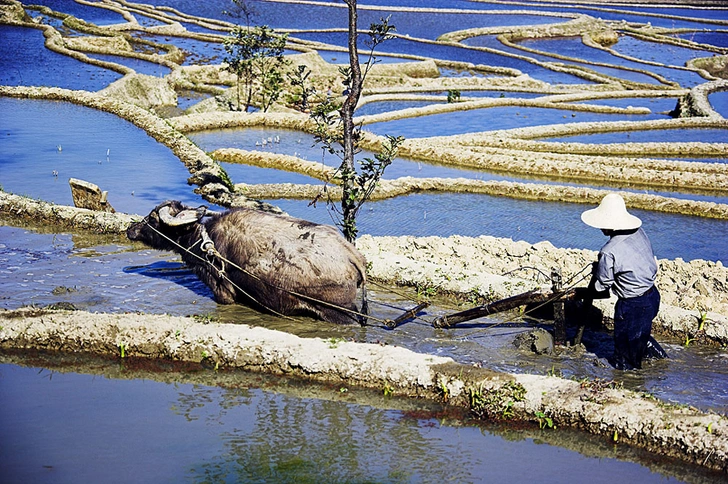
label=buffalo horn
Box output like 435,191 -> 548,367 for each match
158,206 -> 202,226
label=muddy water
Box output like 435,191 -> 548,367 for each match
2,222 -> 727,415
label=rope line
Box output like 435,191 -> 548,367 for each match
141,220 -> 394,325
139,220 -> 593,332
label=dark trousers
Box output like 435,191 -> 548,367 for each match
613,286 -> 666,370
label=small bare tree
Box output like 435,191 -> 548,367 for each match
223,0 -> 257,28
311,6 -> 402,242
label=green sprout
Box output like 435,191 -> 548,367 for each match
696,307 -> 712,332
327,337 -> 344,349
535,411 -> 554,430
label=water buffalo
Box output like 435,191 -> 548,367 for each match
127,200 -> 368,324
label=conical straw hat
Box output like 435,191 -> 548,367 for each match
581,193 -> 642,230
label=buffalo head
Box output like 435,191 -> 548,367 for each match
127,200 -> 208,250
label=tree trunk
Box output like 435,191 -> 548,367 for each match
341,0 -> 362,243
236,73 -> 242,111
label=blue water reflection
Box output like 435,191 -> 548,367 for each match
293,31 -> 590,84
86,53 -> 171,77
610,35 -> 713,87
26,0 -> 127,25
270,194 -> 727,263
574,97 -> 677,114
0,98 -> 206,215
357,93 -> 552,117
518,36 -> 706,87
364,105 -> 653,138
710,90 -> 728,118
129,32 -> 227,65
679,31 -> 728,48
546,128 -> 728,145
2,362 -> 705,484
356,100 -> 438,116
189,127 -> 727,206
316,50 -> 409,64
0,25 -> 122,90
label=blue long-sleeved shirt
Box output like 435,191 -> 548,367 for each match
593,228 -> 657,299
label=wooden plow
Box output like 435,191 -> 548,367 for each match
384,268 -> 585,346
433,268 -> 582,345
384,302 -> 429,329
433,287 -> 577,328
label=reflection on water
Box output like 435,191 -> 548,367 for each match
130,32 -> 227,66
26,0 -> 127,25
363,105 -> 656,138
356,99 -> 438,117
519,36 -> 707,88
6,97 -> 724,262
86,53 -> 171,77
0,25 -> 123,90
612,35 -> 713,69
681,31 -> 728,48
545,128 -> 728,145
709,90 -> 728,118
3,0 -> 728,475
3,360 -> 717,484
270,192 -> 727,264
574,96 -> 678,114
0,98 -> 207,215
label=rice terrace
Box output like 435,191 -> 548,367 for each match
1,0 -> 728,482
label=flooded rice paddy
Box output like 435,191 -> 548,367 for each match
362,105 -> 674,137
5,357 -> 723,484
0,98 -> 207,215
2,221 -> 727,413
2,0 -> 728,481
0,25 -> 123,89
2,97 -> 727,261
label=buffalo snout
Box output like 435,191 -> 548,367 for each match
126,220 -> 144,241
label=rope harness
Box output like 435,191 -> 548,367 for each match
140,218 -> 592,332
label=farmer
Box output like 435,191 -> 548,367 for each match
580,193 -> 667,370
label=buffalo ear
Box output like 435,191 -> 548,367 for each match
158,205 -> 204,226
